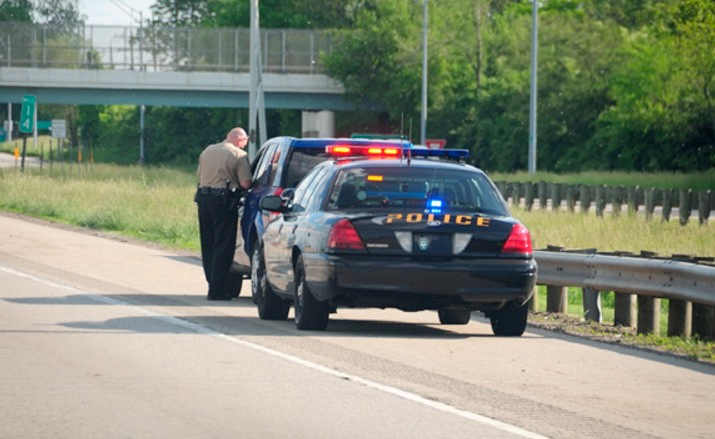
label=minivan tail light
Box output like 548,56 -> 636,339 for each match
501,224 -> 533,255
327,219 -> 366,251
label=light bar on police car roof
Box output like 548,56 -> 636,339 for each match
409,148 -> 469,160
325,144 -> 469,160
326,144 -> 404,157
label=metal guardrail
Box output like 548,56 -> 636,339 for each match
534,250 -> 715,338
0,22 -> 332,74
535,251 -> 715,306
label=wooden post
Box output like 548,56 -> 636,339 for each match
550,183 -> 561,211
595,185 -> 606,217
566,184 -> 575,212
667,299 -> 692,337
697,190 -> 711,225
614,292 -> 637,328
662,189 -> 673,222
679,189 -> 692,226
637,296 -> 661,335
626,186 -> 639,216
524,182 -> 535,211
546,285 -> 569,314
692,304 -> 715,340
611,186 -> 623,217
538,181 -> 547,210
583,287 -> 601,322
580,185 -> 591,214
644,188 -> 655,220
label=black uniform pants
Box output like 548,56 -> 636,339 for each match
197,192 -> 238,298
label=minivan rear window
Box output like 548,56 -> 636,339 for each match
283,148 -> 331,188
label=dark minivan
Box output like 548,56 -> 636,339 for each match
229,137 -> 410,295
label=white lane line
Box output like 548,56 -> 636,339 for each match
1,265 -> 551,439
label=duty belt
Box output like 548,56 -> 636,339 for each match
199,187 -> 227,196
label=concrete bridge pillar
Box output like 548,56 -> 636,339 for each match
302,110 -> 334,137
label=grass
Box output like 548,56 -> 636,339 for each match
1,161 -> 713,364
0,164 -> 199,251
530,287 -> 715,364
513,208 -> 714,258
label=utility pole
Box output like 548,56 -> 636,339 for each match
528,0 -> 538,174
108,0 -> 148,163
248,0 -> 267,160
420,0 -> 428,146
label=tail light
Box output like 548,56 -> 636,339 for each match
501,224 -> 533,255
327,219 -> 366,251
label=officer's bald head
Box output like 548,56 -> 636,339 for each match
227,128 -> 249,148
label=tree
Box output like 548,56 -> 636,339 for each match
33,0 -> 84,31
150,0 -> 218,27
0,0 -> 33,22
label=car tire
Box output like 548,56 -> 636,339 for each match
226,270 -> 243,298
489,301 -> 528,336
438,308 -> 471,325
293,255 -> 329,331
251,244 -> 289,320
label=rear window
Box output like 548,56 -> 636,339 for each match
326,166 -> 508,216
282,148 -> 331,188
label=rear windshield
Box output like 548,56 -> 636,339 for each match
283,148 -> 331,188
326,166 -> 508,216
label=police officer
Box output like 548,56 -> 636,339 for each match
196,127 -> 252,300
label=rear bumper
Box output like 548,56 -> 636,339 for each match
303,253 -> 537,310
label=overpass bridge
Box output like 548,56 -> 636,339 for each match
0,22 -> 354,111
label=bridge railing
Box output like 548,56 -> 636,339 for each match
0,22 -> 332,74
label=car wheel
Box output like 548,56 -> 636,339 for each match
489,301 -> 528,336
438,309 -> 471,325
226,270 -> 243,298
293,255 -> 329,331
251,244 -> 289,320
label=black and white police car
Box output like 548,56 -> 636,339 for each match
252,144 -> 538,335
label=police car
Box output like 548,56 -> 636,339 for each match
252,144 -> 538,335
230,137 -> 412,295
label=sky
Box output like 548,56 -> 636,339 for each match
79,0 -> 156,26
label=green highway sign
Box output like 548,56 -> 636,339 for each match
20,95 -> 36,133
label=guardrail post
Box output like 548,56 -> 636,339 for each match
611,186 -> 623,217
550,183 -> 561,211
679,189 -> 692,225
637,296 -> 661,335
667,299 -> 692,337
546,285 -> 568,314
527,286 -> 538,312
512,182 -> 522,208
614,292 -> 637,328
583,287 -> 601,322
662,189 -> 673,222
565,184 -> 575,212
644,188 -> 655,220
692,304 -> 715,340
538,181 -> 547,210
524,183 -> 535,211
697,190 -> 711,225
627,186 -> 639,216
595,185 -> 606,217
580,185 -> 591,214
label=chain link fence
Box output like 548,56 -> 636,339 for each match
0,22 -> 333,73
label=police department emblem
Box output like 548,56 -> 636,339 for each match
417,236 -> 430,251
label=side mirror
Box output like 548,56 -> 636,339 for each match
260,195 -> 286,213
280,187 -> 296,202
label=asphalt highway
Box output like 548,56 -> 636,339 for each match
0,213 -> 713,439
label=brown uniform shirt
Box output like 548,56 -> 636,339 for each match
197,141 -> 252,190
